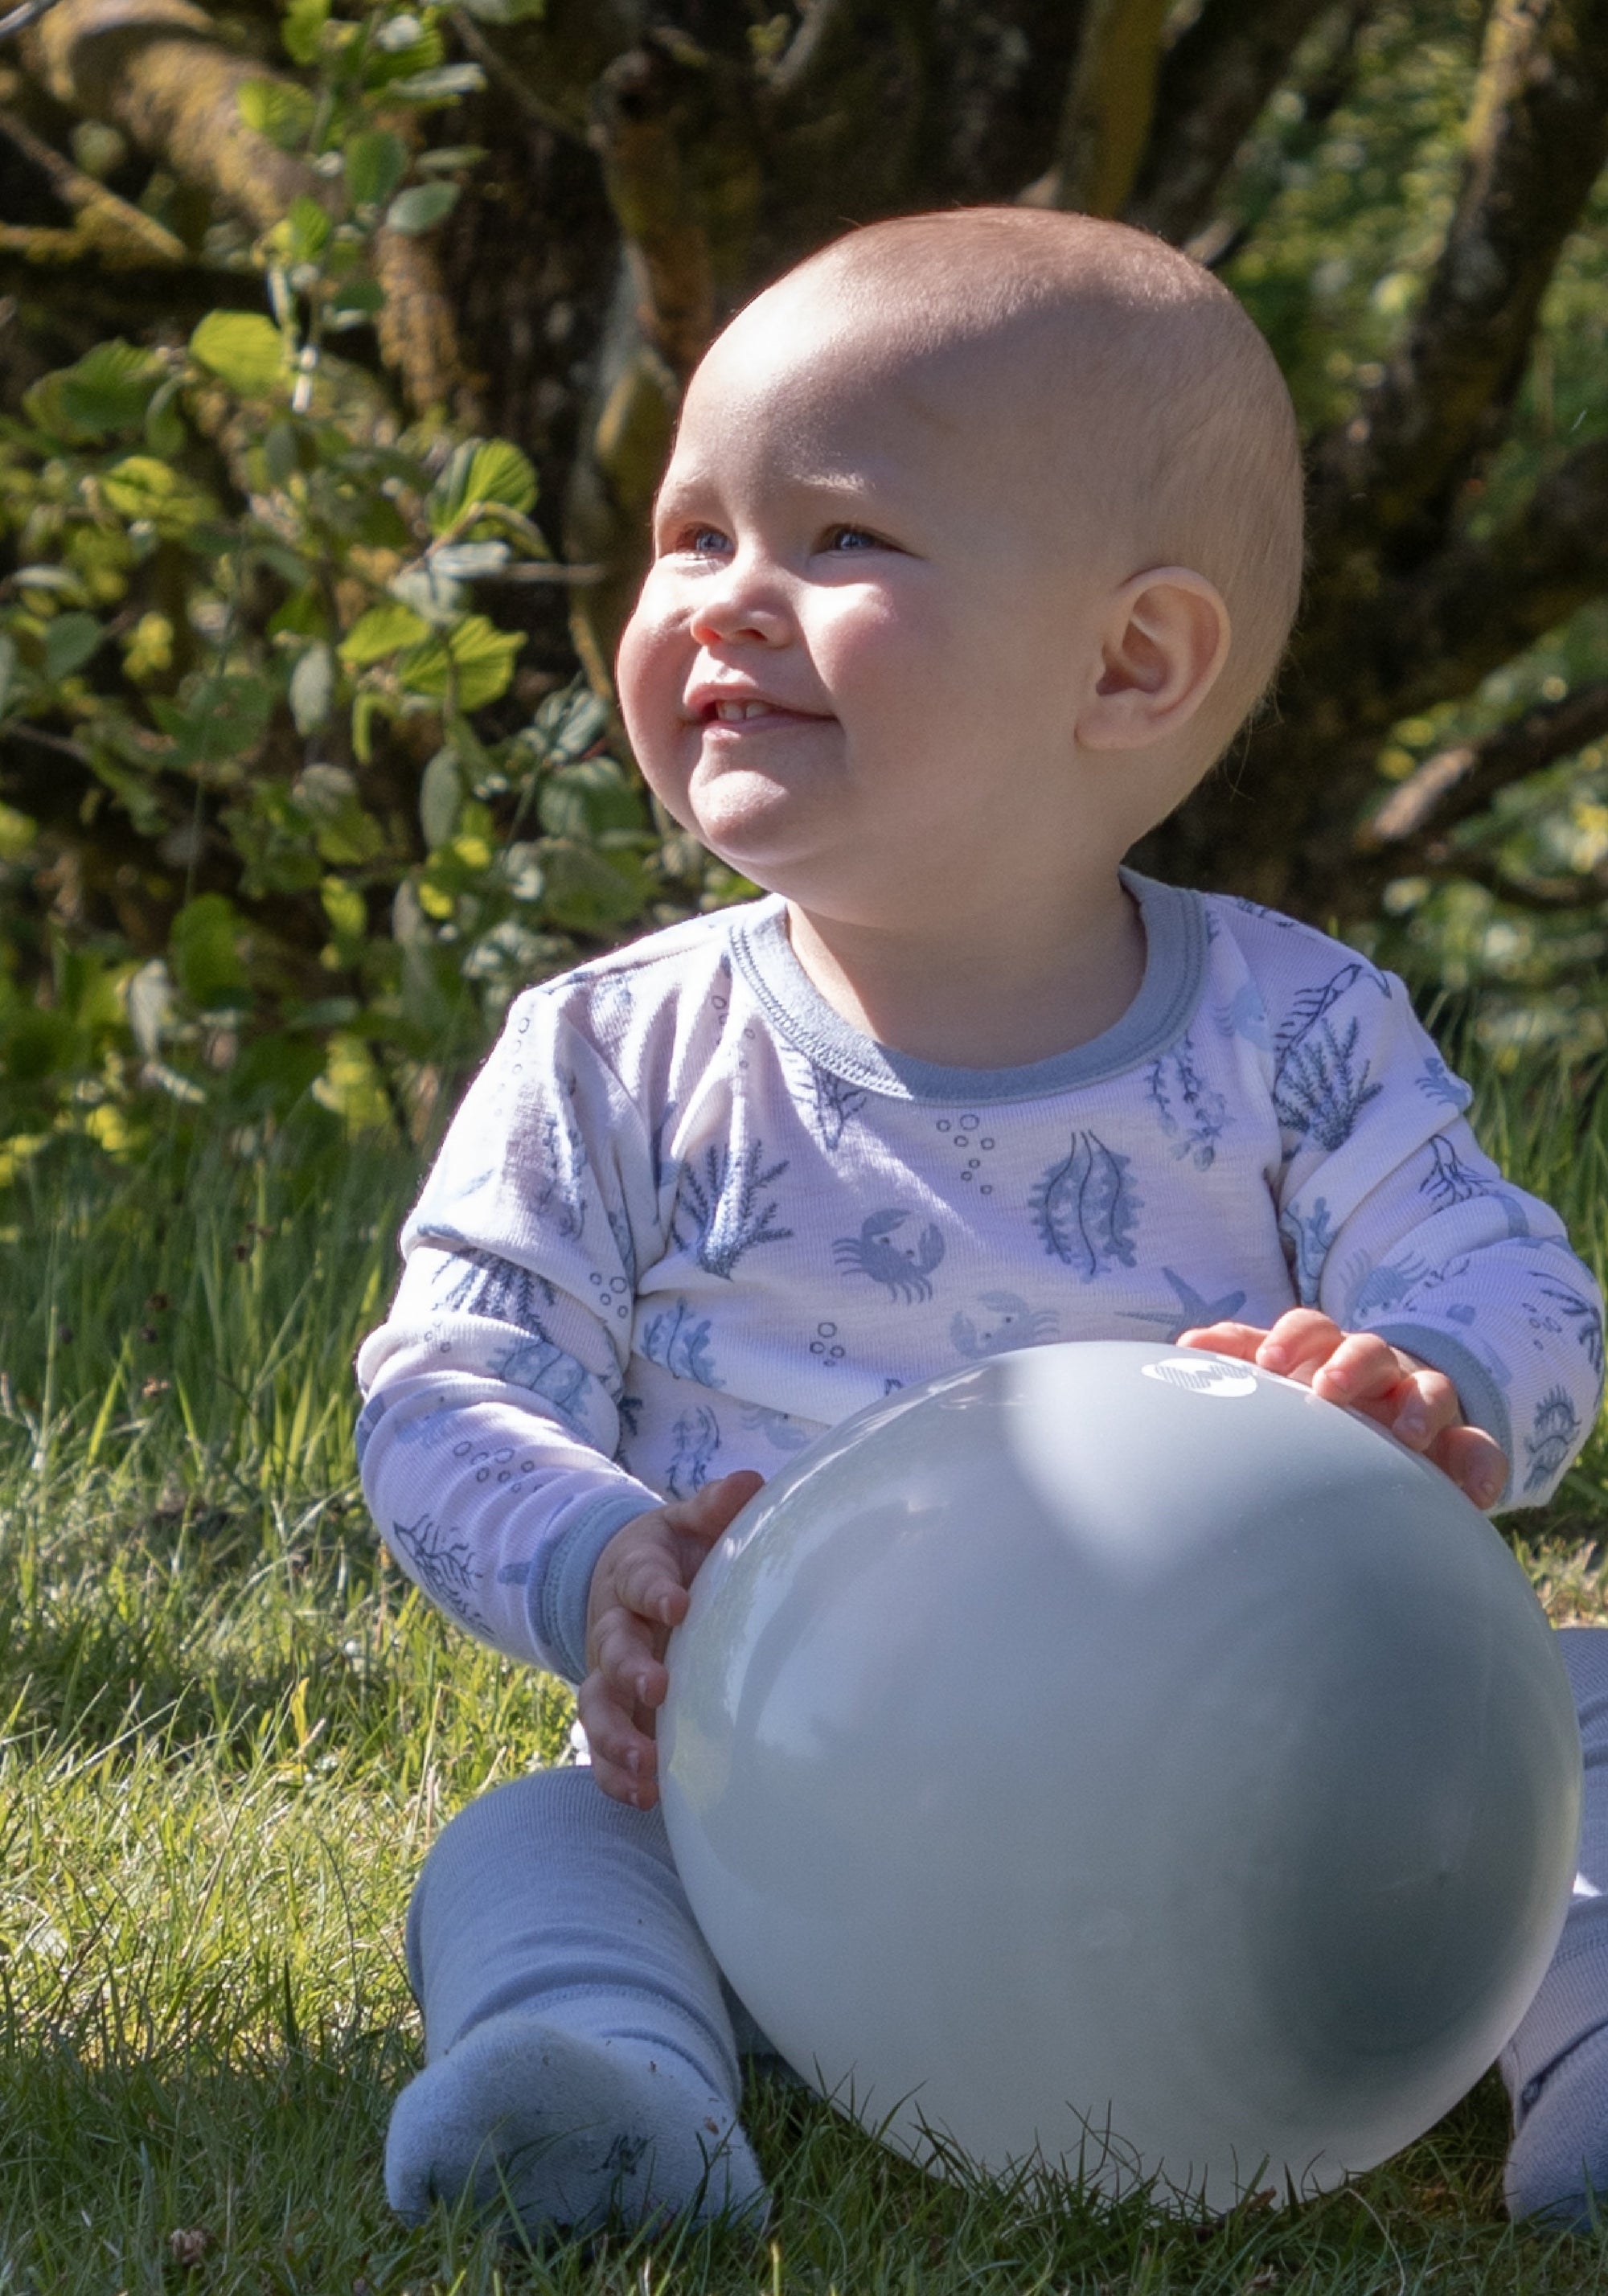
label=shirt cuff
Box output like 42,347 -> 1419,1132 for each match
537,1489 -> 660,1683
1366,1318 -> 1516,1509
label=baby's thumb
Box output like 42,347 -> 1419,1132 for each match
677,1470 -> 764,1548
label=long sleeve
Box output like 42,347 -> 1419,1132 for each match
355,983 -> 671,1681
1267,952 -> 1603,1508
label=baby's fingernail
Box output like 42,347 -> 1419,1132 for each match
625,1748 -> 641,1777
1398,1405 -> 1426,1441
1473,1470 -> 1503,1508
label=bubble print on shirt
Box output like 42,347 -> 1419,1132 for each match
933,1110 -> 998,1195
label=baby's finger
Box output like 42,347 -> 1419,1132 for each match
1175,1322 -> 1270,1363
590,1602 -> 668,1710
1253,1309 -> 1347,1380
1382,1365 -> 1462,1451
612,1538 -> 693,1629
1308,1330 -> 1413,1408
577,1670 -> 660,1809
666,1470 -> 765,1549
1426,1421 -> 1508,1511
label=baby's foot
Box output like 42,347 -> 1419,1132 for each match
384,2012 -> 769,2239
1505,2021 -> 1608,2229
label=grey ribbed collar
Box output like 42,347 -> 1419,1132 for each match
726,869 -> 1208,1105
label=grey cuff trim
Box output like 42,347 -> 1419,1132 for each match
537,1491 -> 659,1684
726,870 -> 1208,1102
1367,1318 -> 1515,1508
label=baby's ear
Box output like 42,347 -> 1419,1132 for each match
1078,569 -> 1230,752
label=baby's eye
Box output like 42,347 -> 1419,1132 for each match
667,524 -> 731,558
820,525 -> 881,554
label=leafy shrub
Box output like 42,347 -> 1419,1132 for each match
0,0 -> 734,1165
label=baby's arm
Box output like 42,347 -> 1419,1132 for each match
1179,1309 -> 1507,1506
355,984 -> 674,1681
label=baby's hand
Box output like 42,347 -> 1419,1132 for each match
1176,1308 -> 1508,1511
580,1470 -> 764,1809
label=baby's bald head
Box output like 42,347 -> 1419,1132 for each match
727,208 -> 1304,749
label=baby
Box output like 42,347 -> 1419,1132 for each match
356,209 -> 1608,2237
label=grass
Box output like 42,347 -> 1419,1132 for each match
5,1058 -> 1608,2294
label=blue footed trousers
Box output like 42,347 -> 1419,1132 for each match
1503,1625 -> 1608,2228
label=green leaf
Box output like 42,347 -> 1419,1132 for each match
384,182 -> 461,236
170,892 -> 249,1008
457,0 -> 544,23
345,129 -> 409,209
142,377 -> 185,459
538,837 -> 648,933
427,437 -> 537,534
386,62 -> 485,100
419,747 -> 463,848
339,600 -> 432,666
0,634 -> 16,718
23,340 -> 160,443
151,675 -> 274,765
190,312 -> 288,398
42,613 -> 104,683
281,0 -> 330,64
236,76 -> 318,152
398,614 -> 524,710
289,642 -> 335,734
283,194 -> 333,265
416,145 -> 488,174
100,456 -> 214,538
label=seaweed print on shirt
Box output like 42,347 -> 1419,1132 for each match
430,1245 -> 557,1334
1271,966 -> 1389,1152
1417,1135 -> 1533,1237
642,1298 -> 723,1388
835,1210 -> 946,1303
666,1404 -> 722,1496
486,1329 -> 594,1432
803,1060 -> 868,1154
516,1072 -> 590,1240
1278,1197 -> 1337,1306
1029,1134 -> 1140,1278
389,1513 -> 486,1632
1523,1277 -> 1606,1380
673,1140 -> 793,1277
1146,1035 -> 1229,1169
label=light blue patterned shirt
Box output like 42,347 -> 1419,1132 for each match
355,871 -> 1605,1681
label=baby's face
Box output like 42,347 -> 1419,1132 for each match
617,286 -> 1132,928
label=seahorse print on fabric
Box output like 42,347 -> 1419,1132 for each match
641,1298 -> 723,1388
806,1062 -> 869,1154
389,1514 -> 486,1630
1030,1134 -> 1140,1278
666,1404 -> 721,1497
1417,1056 -> 1472,1113
431,1245 -> 558,1333
1214,982 -> 1273,1052
673,1141 -> 794,1277
1121,1268 -> 1247,1341
740,1404 -> 813,1453
834,1210 -> 946,1304
1279,1197 -> 1337,1306
1418,1137 -> 1532,1236
487,1330 -> 594,1431
1146,1035 -> 1229,1170
1524,1277 -> 1606,1379
1524,1387 -> 1581,1494
950,1292 -> 1059,1359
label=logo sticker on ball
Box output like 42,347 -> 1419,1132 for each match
1142,1357 -> 1258,1397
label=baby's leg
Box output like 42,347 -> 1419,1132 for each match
385,1766 -> 768,2238
1503,1625 -> 1608,2226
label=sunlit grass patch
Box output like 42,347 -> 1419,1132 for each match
2,1048 -> 1608,2292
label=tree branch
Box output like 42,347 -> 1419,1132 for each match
0,102 -> 187,265
1035,0 -> 1170,216
1360,680 -> 1608,859
1306,0 -> 1608,563
18,0 -> 477,417
1124,0 -> 1337,244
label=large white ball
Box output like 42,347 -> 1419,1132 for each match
658,1341 -> 1581,2208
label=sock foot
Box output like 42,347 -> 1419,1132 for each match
385,2013 -> 769,2239
1506,2022 -> 1608,2231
